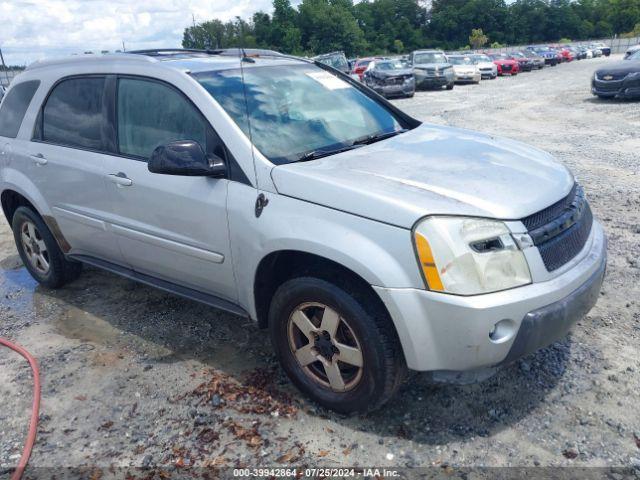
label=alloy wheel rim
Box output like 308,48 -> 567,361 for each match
20,220 -> 50,275
287,302 -> 364,392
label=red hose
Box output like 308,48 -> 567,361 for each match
0,338 -> 41,480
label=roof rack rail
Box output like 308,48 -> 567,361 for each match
127,48 -> 285,58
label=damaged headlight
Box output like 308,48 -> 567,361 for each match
412,216 -> 532,295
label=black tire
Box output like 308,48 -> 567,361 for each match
405,92 -> 415,98
12,206 -> 82,288
446,83 -> 454,90
268,276 -> 406,414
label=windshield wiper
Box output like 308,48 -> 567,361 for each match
351,128 -> 407,146
296,144 -> 364,162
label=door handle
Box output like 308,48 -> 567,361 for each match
30,153 -> 47,166
107,172 -> 133,187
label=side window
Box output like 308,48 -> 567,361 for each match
117,78 -> 207,159
42,77 -> 106,150
0,80 -> 40,138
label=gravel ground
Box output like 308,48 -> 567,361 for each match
1,54 -> 639,476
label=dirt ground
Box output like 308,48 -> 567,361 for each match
1,54 -> 639,476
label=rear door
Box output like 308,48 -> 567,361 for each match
101,76 -> 236,301
12,76 -> 124,263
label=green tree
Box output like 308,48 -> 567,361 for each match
469,28 -> 488,48
298,0 -> 367,56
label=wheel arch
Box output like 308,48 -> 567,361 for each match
253,250 -> 392,332
1,186 -> 70,253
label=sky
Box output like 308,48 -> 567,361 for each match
0,0 -> 301,66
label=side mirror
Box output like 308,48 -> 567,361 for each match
148,140 -> 226,177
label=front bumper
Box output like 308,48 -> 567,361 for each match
374,221 -> 606,371
371,80 -> 415,97
414,71 -> 454,88
454,72 -> 481,83
592,76 -> 640,99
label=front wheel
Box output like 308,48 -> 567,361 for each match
446,83 -> 454,90
269,277 -> 406,414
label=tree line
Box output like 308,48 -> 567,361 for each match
182,0 -> 640,56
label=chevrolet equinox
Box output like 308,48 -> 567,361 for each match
0,49 -> 607,413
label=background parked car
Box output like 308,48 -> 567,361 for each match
526,47 -> 559,66
625,44 -> 640,59
0,85 -> 5,103
409,49 -> 455,90
520,50 -> 545,69
592,42 -> 611,56
351,57 -> 381,80
488,53 -> 520,76
508,51 -> 534,72
587,44 -> 603,57
573,46 -> 588,60
362,59 -> 415,98
448,55 -> 481,83
471,53 -> 498,79
312,51 -> 351,74
592,54 -> 640,99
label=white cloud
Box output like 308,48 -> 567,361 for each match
0,0 -> 281,66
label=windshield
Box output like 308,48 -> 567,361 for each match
414,52 -> 446,64
473,55 -> 491,63
375,60 -> 404,70
317,54 -> 348,71
628,50 -> 640,60
194,64 -> 403,164
449,56 -> 473,65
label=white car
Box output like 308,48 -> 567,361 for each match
471,54 -> 498,79
448,55 -> 482,83
0,49 -> 606,413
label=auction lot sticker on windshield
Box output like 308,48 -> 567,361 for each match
305,71 -> 350,90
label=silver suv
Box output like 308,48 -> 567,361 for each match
0,49 -> 606,413
409,49 -> 455,90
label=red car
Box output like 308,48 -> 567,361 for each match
351,57 -> 384,80
488,53 -> 520,76
351,58 -> 374,80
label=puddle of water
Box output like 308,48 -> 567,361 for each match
0,261 -> 37,314
52,305 -> 124,345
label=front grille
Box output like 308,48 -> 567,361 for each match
522,183 -> 577,230
522,184 -> 593,271
594,79 -> 624,92
502,64 -> 512,72
597,72 -> 627,81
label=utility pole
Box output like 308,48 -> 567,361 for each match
122,41 -> 126,52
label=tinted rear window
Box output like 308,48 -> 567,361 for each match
0,80 -> 40,138
42,77 -> 106,150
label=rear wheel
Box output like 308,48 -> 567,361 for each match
269,277 -> 406,414
446,83 -> 454,90
12,206 -> 82,288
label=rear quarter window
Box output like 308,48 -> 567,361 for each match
0,80 -> 40,138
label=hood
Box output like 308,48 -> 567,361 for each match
413,62 -> 450,69
596,60 -> 640,75
453,64 -> 476,72
494,59 -> 517,65
271,124 -> 574,229
476,61 -> 495,68
371,68 -> 413,78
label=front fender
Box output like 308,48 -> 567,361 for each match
227,183 -> 424,319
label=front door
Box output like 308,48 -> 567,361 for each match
101,76 -> 236,301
